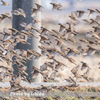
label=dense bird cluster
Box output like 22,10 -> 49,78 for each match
0,0 -> 100,92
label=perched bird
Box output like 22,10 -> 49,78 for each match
50,3 -> 62,11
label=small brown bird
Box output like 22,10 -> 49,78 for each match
76,10 -> 88,17
87,9 -> 97,17
39,35 -> 48,41
1,0 -> 11,7
31,66 -> 43,79
58,23 -> 66,33
66,57 -> 77,65
41,26 -> 51,35
92,26 -> 100,33
95,9 -> 100,14
52,29 -> 61,35
8,28 -> 19,35
90,18 -> 100,25
87,45 -> 96,56
69,12 -> 77,21
1,13 -> 12,21
50,3 -> 62,11
68,38 -> 77,43
32,18 -> 40,24
79,39 -> 88,44
83,19 -> 91,24
92,33 -> 100,40
12,8 -> 26,17
81,61 -> 90,70
31,7 -> 39,17
81,68 -> 90,81
35,3 -> 44,11
71,65 -> 80,75
87,39 -> 96,45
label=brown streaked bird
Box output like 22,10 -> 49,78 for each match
95,9 -> 100,14
81,61 -> 90,70
55,38 -> 66,46
35,3 -> 45,11
50,3 -> 62,11
20,39 -> 31,45
54,48 -> 62,55
92,26 -> 100,33
13,60 -> 24,67
58,23 -> 66,33
52,29 -> 61,35
69,12 -> 77,21
76,10 -> 88,17
41,26 -> 51,35
83,19 -> 91,24
31,66 -> 43,79
38,45 -> 47,52
65,48 -> 75,57
66,57 -> 77,65
53,58 -> 67,67
12,8 -> 26,18
51,33 -> 61,39
31,7 -> 39,17
8,28 -> 19,35
87,9 -> 97,17
95,40 -> 100,45
39,35 -> 48,41
40,63 -> 47,71
14,72 -> 22,85
68,38 -> 77,43
46,54 -> 55,59
81,68 -> 90,81
79,39 -> 88,44
1,13 -> 12,20
32,18 -> 40,24
92,33 -> 100,40
66,22 -> 76,33
71,65 -> 80,75
1,0 -> 11,7
87,45 -> 96,56
90,18 -> 100,25
69,77 -> 76,84
87,39 -> 97,45
74,73 -> 82,79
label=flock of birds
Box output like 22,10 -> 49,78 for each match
0,0 -> 100,92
